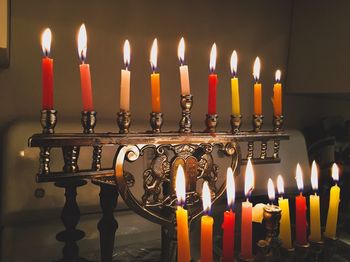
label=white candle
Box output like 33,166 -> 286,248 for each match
120,40 -> 131,112
178,37 -> 190,95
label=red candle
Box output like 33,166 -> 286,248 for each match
208,43 -> 217,115
41,28 -> 53,110
222,167 -> 236,262
77,24 -> 94,112
241,159 -> 254,260
295,164 -> 308,245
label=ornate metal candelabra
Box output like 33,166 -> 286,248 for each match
29,94 -> 290,262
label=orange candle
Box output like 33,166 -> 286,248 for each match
273,70 -> 282,116
150,38 -> 161,113
201,181 -> 213,262
120,40 -> 131,112
253,57 -> 262,115
41,28 -> 54,110
241,158 -> 255,260
77,24 -> 94,111
175,165 -> 191,262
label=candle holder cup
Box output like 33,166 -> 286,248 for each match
81,111 -> 97,134
117,111 -> 131,134
205,114 -> 218,133
230,114 -> 242,134
273,115 -> 284,132
150,112 -> 163,133
252,114 -> 264,132
179,94 -> 193,133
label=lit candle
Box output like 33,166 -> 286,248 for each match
175,165 -> 191,262
241,159 -> 254,260
295,164 -> 308,245
273,70 -> 282,116
178,37 -> 190,95
253,57 -> 262,116
277,175 -> 292,249
201,181 -> 213,262
268,178 -> 275,204
120,40 -> 131,112
41,28 -> 54,110
230,51 -> 240,116
325,163 -> 341,239
208,43 -> 218,115
77,24 -> 94,111
309,161 -> 321,242
150,38 -> 161,113
222,167 -> 236,262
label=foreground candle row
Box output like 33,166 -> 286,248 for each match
41,25 -> 283,118
174,160 -> 341,262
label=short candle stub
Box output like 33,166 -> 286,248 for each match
252,114 -> 264,132
179,94 -> 193,133
40,109 -> 57,134
117,111 -> 131,134
81,111 -> 97,134
273,115 -> 284,132
150,112 -> 163,133
230,114 -> 242,134
205,114 -> 218,133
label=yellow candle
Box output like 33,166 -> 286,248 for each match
178,37 -> 191,95
325,163 -> 340,239
277,175 -> 292,249
120,40 -> 131,112
309,161 -> 321,242
253,57 -> 262,115
150,38 -> 161,113
230,51 -> 240,115
273,70 -> 282,116
201,181 -> 213,262
175,165 -> 191,262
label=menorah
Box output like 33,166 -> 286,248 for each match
29,93 -> 289,261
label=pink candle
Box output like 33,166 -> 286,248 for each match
78,24 -> 94,111
41,28 -> 53,110
241,159 -> 254,260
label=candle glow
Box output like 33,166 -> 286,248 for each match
41,28 -> 52,56
226,167 -> 235,209
150,38 -> 158,72
275,69 -> 281,83
311,160 -> 318,191
296,163 -> 304,192
244,159 -> 255,198
123,40 -> 130,69
178,37 -> 185,65
253,57 -> 260,82
209,43 -> 217,73
202,181 -> 212,214
332,163 -> 339,182
78,24 -> 87,62
230,50 -> 238,76
277,175 -> 284,195
176,165 -> 186,206
268,178 -> 275,202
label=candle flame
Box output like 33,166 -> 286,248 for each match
277,175 -> 284,195
268,178 -> 275,202
150,38 -> 158,72
78,24 -> 87,62
311,160 -> 318,191
244,158 -> 255,198
178,37 -> 185,65
253,56 -> 260,81
209,43 -> 217,72
230,50 -> 238,76
202,181 -> 212,214
275,69 -> 281,82
226,167 -> 235,209
175,165 -> 186,206
41,28 -> 52,56
295,163 -> 304,192
123,40 -> 130,68
332,163 -> 339,182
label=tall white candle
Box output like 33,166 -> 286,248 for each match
120,40 -> 131,112
178,37 -> 190,95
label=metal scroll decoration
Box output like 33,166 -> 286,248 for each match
114,141 -> 240,227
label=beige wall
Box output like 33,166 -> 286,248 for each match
0,0 -> 294,130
